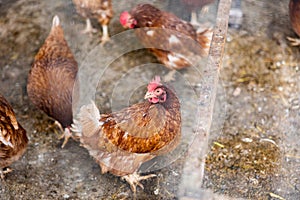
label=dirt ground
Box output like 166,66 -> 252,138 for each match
0,0 -> 299,199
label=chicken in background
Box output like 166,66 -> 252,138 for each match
228,0 -> 243,29
71,76 -> 181,195
0,94 -> 28,179
180,0 -> 215,25
72,0 -> 113,44
120,4 -> 212,79
287,0 -> 300,46
27,15 -> 78,148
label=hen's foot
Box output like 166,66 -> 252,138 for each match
0,167 -> 12,179
52,121 -> 73,148
121,172 -> 156,194
81,18 -> 97,34
287,36 -> 300,46
100,35 -> 110,45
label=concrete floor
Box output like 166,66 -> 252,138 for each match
0,0 -> 299,199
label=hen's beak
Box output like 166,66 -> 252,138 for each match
144,91 -> 155,99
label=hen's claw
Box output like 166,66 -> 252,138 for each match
53,120 -> 64,132
0,167 -> 13,179
287,36 -> 300,46
121,172 -> 157,194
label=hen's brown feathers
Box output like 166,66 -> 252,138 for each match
27,16 -> 78,128
290,0 -> 300,37
131,4 -> 197,38
0,94 -> 28,171
101,99 -> 180,154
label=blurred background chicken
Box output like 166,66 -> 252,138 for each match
182,0 -> 215,24
0,94 -> 28,179
287,0 -> 300,46
71,77 -> 181,194
120,3 -> 212,79
72,0 -> 113,44
27,15 -> 78,148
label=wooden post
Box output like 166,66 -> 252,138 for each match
178,0 -> 232,199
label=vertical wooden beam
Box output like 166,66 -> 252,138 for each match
178,0 -> 232,199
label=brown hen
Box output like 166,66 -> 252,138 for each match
71,76 -> 181,194
287,0 -> 300,46
0,94 -> 28,178
27,16 -> 78,148
120,4 -> 212,73
72,0 -> 113,44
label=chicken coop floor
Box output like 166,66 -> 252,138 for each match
0,0 -> 299,199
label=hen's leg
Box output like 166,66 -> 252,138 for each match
287,36 -> 300,46
82,18 -> 97,34
100,24 -> 110,44
190,11 -> 200,26
121,172 -> 156,194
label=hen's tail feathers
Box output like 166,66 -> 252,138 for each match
71,101 -> 102,138
52,15 -> 60,29
196,28 -> 213,56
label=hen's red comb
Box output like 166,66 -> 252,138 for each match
120,11 -> 129,26
147,76 -> 162,92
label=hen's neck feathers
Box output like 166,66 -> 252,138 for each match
159,86 -> 179,111
131,4 -> 163,28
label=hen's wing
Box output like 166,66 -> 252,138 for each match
103,102 -> 175,153
135,26 -> 208,69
